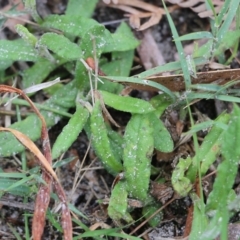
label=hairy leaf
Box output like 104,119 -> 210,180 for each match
148,112 -> 173,152
108,181 -> 133,222
38,33 -> 82,60
99,90 -> 155,114
201,105 -> 240,239
123,114 -> 154,200
172,157 -> 192,197
90,101 -> 123,175
52,103 -> 89,160
0,39 -> 38,62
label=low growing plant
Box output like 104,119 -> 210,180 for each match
0,0 -> 240,240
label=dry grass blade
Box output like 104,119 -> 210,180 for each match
54,182 -> 72,240
0,127 -> 58,181
102,0 -> 167,31
32,181 -> 51,240
0,85 -> 72,240
118,68 -> 240,92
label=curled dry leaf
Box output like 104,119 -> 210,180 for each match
166,0 -> 224,18
102,0 -> 167,31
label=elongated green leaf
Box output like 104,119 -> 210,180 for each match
200,105 -> 240,239
66,0 -> 98,18
38,33 -> 82,60
101,50 -> 134,77
52,103 -> 89,160
99,50 -> 133,93
148,112 -> 173,152
150,94 -> 173,116
189,193 -> 208,240
142,203 -> 162,227
90,101 -> 123,175
107,127 -> 123,162
186,113 -> 230,181
41,15 -> 96,37
0,39 -> 38,61
24,0 -> 41,22
108,181 -> 133,222
215,30 -> 240,56
0,178 -> 31,197
99,90 -> 155,114
103,22 -> 139,53
102,76 -> 176,101
15,24 -> 38,47
138,57 -> 207,78
0,81 -> 77,157
21,58 -> 60,89
123,114 -> 154,200
162,0 -> 191,89
175,32 -> 213,41
172,157 -> 192,197
81,24 -> 112,57
217,0 -> 240,44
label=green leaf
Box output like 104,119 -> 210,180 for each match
66,0 -> 98,18
189,193 -> 208,240
23,0 -> 41,22
101,50 -> 134,77
15,24 -> 38,47
123,114 -> 154,200
175,31 -> 213,41
104,22 -> 139,53
108,181 -> 133,222
0,81 -> 78,157
201,105 -> 240,240
21,58 -> 60,89
216,0 -> 240,44
186,113 -> 230,182
99,50 -> 134,93
41,15 -> 96,37
148,112 -> 173,152
171,157 -> 192,197
150,94 -> 173,116
215,30 -> 240,56
107,127 -> 123,162
162,0 -> 191,89
0,39 -> 38,62
80,24 -> 112,57
99,90 -> 155,114
90,101 -> 123,175
38,33 -> 82,60
0,177 -> 31,197
52,103 -> 89,160
142,203 -> 162,227
102,76 -> 176,101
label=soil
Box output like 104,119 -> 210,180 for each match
0,1 -> 240,240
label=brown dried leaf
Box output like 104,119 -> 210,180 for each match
116,68 -> 240,92
54,182 -> 73,240
0,127 -> 58,182
32,178 -> 51,240
102,0 -> 166,31
166,0 -> 224,18
137,29 -> 165,69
